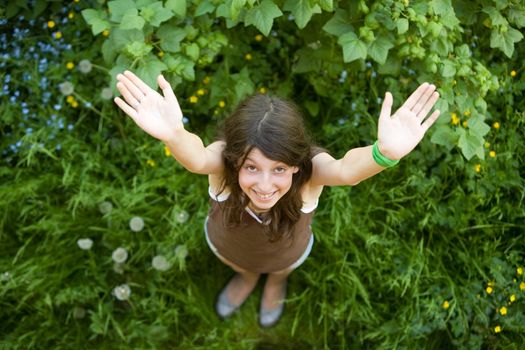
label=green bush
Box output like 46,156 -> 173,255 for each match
1,0 -> 524,348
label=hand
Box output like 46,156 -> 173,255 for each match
377,83 -> 441,160
114,71 -> 184,142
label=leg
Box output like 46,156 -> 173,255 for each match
259,267 -> 293,327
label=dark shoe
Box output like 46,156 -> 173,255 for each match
259,281 -> 287,328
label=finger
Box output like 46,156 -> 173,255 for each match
402,82 -> 430,110
412,84 -> 436,116
123,70 -> 155,95
157,74 -> 176,101
417,91 -> 440,120
118,73 -> 146,102
379,92 -> 393,122
114,96 -> 138,120
116,81 -> 140,109
421,110 -> 441,132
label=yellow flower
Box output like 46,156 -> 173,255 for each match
189,95 -> 198,103
451,112 -> 460,125
47,20 -> 55,28
518,267 -> 523,275
218,100 -> 225,108
203,76 -> 210,85
147,159 -> 156,167
66,62 -> 74,70
259,87 -> 267,94
489,151 -> 496,158
245,53 -> 253,60
463,110 -> 471,116
486,286 -> 493,294
509,294 -> 516,303
442,300 -> 450,309
474,164 -> 481,173
102,29 -> 110,37
71,100 -> 79,108
499,306 -> 507,316
462,120 -> 468,128
484,142 -> 491,148
68,12 -> 75,19
255,34 -> 263,42
494,325 -> 501,333
197,88 -> 206,96
54,31 -> 62,39
157,51 -> 164,58
492,122 -> 500,129
510,70 -> 516,77
520,282 -> 525,291
164,146 -> 171,157
66,95 -> 75,103
74,0 -> 79,2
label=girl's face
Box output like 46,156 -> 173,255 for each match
238,148 -> 298,213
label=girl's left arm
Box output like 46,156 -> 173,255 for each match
310,83 -> 441,187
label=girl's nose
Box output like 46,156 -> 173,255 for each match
257,173 -> 274,191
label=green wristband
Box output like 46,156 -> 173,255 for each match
372,141 -> 399,168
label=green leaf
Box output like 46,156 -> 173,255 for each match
125,41 -> 152,58
337,32 -> 367,63
396,18 -> 409,34
441,60 -> 456,77
183,43 -> 200,61
81,9 -> 110,35
231,0 -> 247,21
164,54 -> 195,81
141,2 -> 173,27
165,0 -> 186,18
304,100 -> 319,116
233,67 -> 255,105
156,24 -> 187,52
431,0 -> 452,16
508,7 -> 525,27
468,114 -> 491,138
244,0 -> 283,36
108,0 -> 136,22
431,126 -> 457,150
367,36 -> 394,64
120,9 -> 145,30
323,9 -> 353,36
195,0 -> 215,17
378,55 -> 401,76
482,6 -> 508,26
490,27 -> 524,57
137,56 -> 168,88
317,0 -> 333,12
283,0 -> 322,29
458,129 -> 484,160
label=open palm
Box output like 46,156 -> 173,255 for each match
377,83 -> 441,160
114,71 -> 184,142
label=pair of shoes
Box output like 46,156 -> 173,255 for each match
259,281 -> 287,328
215,274 -> 243,319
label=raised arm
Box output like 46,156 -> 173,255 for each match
311,83 -> 440,187
114,71 -> 223,175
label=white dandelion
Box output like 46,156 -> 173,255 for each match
175,210 -> 189,224
152,255 -> 171,271
129,216 -> 144,232
113,263 -> 124,274
1,271 -> 11,282
78,59 -> 92,74
77,238 -> 93,250
112,247 -> 128,263
112,284 -> 131,301
59,81 -> 74,95
175,245 -> 188,259
100,87 -> 113,100
98,201 -> 113,214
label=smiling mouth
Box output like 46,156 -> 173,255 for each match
252,190 -> 276,201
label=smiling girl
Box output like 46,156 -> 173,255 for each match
114,71 -> 440,327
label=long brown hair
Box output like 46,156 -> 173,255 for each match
217,94 -> 314,242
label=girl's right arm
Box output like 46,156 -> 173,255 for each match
114,70 -> 223,175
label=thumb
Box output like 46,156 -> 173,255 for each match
379,92 -> 393,122
157,74 -> 176,101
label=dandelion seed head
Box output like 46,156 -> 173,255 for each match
1,271 -> 11,282
113,284 -> 131,301
175,210 -> 189,224
112,247 -> 128,263
77,238 -> 93,250
113,263 -> 124,274
98,201 -> 113,214
59,82 -> 74,95
101,87 -> 113,100
175,244 -> 188,259
152,255 -> 171,271
129,216 -> 144,232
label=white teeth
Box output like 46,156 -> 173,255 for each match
254,191 -> 275,200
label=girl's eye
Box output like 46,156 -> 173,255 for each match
275,167 -> 286,173
246,165 -> 257,172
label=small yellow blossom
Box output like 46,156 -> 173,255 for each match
68,12 -> 75,19
442,300 -> 450,309
74,0 -> 80,2
462,120 -> 468,128
66,62 -> 75,70
245,53 -> 253,60
259,87 -> 267,94
189,95 -> 198,103
510,70 -> 516,77
71,100 -> 79,108
518,267 -> 523,275
474,164 -> 481,173
66,95 -> 75,103
203,76 -> 210,85
157,51 -> 164,58
255,34 -> 263,41
147,159 -> 156,167
218,100 -> 225,108
54,31 -> 62,39
494,325 -> 501,333
197,88 -> 206,96
452,79 -> 457,86
47,20 -> 55,28
500,306 -> 507,316
463,110 -> 471,116
214,109 -> 219,115
492,122 -> 500,129
520,282 -> 525,291
484,142 -> 491,148
489,150 -> 496,158
164,146 -> 171,157
510,294 -> 516,303
486,286 -> 493,294
102,29 -> 110,37
451,112 -> 460,125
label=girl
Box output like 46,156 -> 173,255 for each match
114,71 -> 440,327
